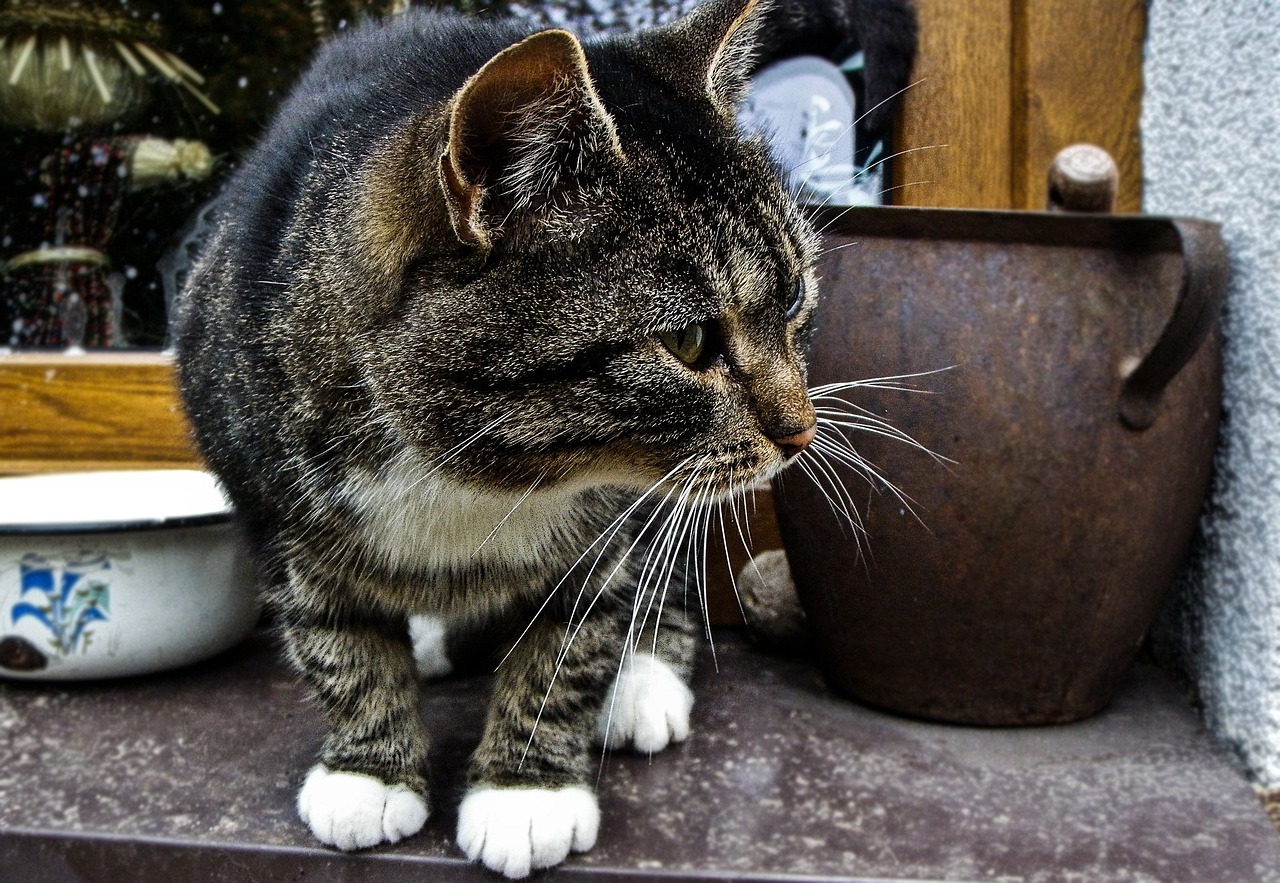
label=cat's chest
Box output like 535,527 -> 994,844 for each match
339,453 -> 591,577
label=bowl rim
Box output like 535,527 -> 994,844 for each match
0,469 -> 234,536
0,510 -> 232,536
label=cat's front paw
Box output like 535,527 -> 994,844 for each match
456,785 -> 598,878
297,764 -> 429,851
596,651 -> 694,753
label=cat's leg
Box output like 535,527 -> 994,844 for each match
277,570 -> 431,851
595,604 -> 700,754
456,610 -> 630,878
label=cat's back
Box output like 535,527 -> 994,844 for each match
177,12 -> 528,414
211,12 -> 528,266
272,11 -> 528,149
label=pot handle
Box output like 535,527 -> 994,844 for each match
1118,219 -> 1228,430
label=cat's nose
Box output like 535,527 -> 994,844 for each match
772,424 -> 816,459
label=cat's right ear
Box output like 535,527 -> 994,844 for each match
634,0 -> 767,118
439,29 -> 625,249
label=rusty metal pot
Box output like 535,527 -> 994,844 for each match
774,204 -> 1226,725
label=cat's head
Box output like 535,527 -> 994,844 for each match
356,0 -> 819,500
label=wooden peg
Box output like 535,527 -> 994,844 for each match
1047,144 -> 1119,213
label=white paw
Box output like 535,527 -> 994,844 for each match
456,785 -> 599,878
408,614 -> 453,679
596,651 -> 694,753
297,764 -> 428,851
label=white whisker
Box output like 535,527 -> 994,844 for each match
716,493 -> 750,627
497,456 -> 695,673
808,367 -> 954,397
413,411 -> 514,488
473,471 -> 546,555
794,445 -> 865,539
853,76 -> 930,133
808,433 -> 929,533
816,411 -> 952,464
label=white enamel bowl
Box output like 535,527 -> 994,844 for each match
0,470 -> 260,680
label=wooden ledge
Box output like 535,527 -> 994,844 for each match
0,351 -> 200,474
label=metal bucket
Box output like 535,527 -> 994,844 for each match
774,206 -> 1226,725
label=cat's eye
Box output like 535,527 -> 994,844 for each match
785,277 -> 807,320
660,322 -> 707,365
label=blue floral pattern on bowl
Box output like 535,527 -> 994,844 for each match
10,552 -> 112,657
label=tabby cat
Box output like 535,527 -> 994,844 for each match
175,0 -> 914,876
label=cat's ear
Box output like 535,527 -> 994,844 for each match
635,0 -> 767,118
439,29 -> 624,249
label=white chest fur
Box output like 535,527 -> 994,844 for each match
340,452 -> 585,573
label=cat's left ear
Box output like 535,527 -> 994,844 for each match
635,0 -> 767,118
440,29 -> 625,249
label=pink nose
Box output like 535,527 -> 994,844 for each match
773,424 -> 816,459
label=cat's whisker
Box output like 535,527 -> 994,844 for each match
799,427 -> 870,516
626,478 -> 698,654
807,141 -> 947,237
853,76 -> 929,132
801,442 -> 882,572
732,477 -> 766,608
559,471 -> 698,651
629,458 -> 716,649
817,239 -> 862,258
809,432 -> 882,490
472,470 -> 547,555
809,371 -> 955,476
557,456 -> 722,683
636,467 -> 716,672
606,458 -> 725,756
849,142 -> 949,185
540,458 -> 716,763
809,366 -> 953,396
662,472 -> 706,637
816,411 -> 949,462
871,179 -> 936,201
808,432 -> 929,532
793,446 -> 866,540
559,496 -> 667,654
633,526 -> 696,701
695,484 -> 719,655
715,491 -> 751,631
805,458 -> 871,565
496,457 -> 695,675
598,462 -> 703,763
413,411 -> 515,489
782,77 -> 929,212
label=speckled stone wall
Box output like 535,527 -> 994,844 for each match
1144,0 -> 1280,791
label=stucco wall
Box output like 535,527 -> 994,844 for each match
1144,0 -> 1280,788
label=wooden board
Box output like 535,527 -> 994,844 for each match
0,353 -> 199,474
893,0 -> 1015,209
